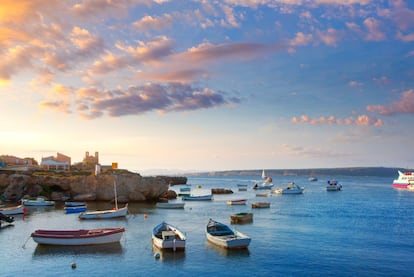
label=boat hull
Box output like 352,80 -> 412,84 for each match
392,183 -> 409,189
79,204 -> 128,219
31,228 -> 125,246
65,206 -> 87,214
0,204 -> 25,215
156,203 -> 185,209
230,213 -> 253,224
206,219 -> 251,249
23,199 -> 55,206
227,199 -> 247,205
206,233 -> 251,249
152,222 -> 186,251
251,202 -> 270,208
182,195 -> 212,201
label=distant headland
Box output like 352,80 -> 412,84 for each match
186,167 -> 411,178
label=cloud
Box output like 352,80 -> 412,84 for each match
366,89 -> 414,115
317,28 -> 340,46
132,14 -> 174,32
71,0 -> 152,19
291,114 -> 383,126
73,83 -> 241,119
290,32 -> 313,46
363,18 -> 386,41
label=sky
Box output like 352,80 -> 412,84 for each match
1,0 -> 414,175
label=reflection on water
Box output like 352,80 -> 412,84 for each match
33,242 -> 124,256
152,246 -> 186,262
206,241 -> 250,257
0,223 -> 15,231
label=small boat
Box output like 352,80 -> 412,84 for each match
211,188 -> 233,194
78,204 -> 128,219
238,187 -> 247,192
64,206 -> 87,214
31,227 -> 125,245
22,197 -> 55,206
226,199 -> 247,205
237,184 -> 248,187
64,201 -> 86,207
251,202 -> 270,208
156,202 -> 185,209
152,222 -> 186,251
255,193 -> 268,197
274,182 -> 304,194
182,194 -> 213,201
308,177 -> 318,182
0,212 -> 15,227
392,171 -> 414,189
230,212 -> 253,224
252,178 -> 274,190
79,178 -> 128,219
206,218 -> 251,249
0,204 -> 26,215
326,180 -> 342,191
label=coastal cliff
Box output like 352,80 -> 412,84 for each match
0,171 -> 187,202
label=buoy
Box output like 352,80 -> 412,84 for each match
154,253 -> 160,259
144,214 -> 148,218
71,263 -> 77,269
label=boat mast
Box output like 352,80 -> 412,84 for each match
114,176 -> 118,210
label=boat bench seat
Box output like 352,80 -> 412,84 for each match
209,230 -> 233,236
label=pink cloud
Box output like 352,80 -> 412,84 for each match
291,114 -> 383,126
363,18 -> 386,41
366,89 -> 414,115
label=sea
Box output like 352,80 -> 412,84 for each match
1,175 -> 414,277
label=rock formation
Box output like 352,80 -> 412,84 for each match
0,171 -> 184,202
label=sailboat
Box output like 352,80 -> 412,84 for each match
252,170 -> 274,190
261,170 -> 266,179
79,176 -> 128,219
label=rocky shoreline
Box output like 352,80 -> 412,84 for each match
0,170 -> 187,202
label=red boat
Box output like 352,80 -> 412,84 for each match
31,227 -> 125,245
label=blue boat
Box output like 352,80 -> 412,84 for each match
64,201 -> 86,207
64,206 -> 87,214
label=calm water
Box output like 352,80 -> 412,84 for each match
1,175 -> 414,276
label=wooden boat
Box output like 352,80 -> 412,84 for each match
274,182 -> 304,194
211,188 -> 233,194
156,202 -> 185,209
251,202 -> 270,208
65,206 -> 87,214
64,201 -> 86,207
182,194 -> 213,201
0,204 -> 26,215
79,178 -> 128,219
206,218 -> 251,249
79,204 -> 128,219
326,180 -> 342,191
31,227 -> 125,245
23,197 -> 55,206
152,222 -> 186,251
230,212 -> 253,224
226,199 -> 247,205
